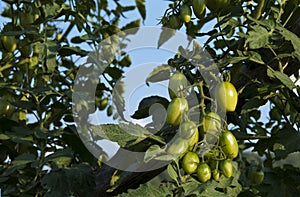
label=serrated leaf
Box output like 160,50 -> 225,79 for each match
118,183 -> 172,197
135,0 -> 146,21
246,26 -> 270,49
241,98 -> 267,114
267,69 -> 296,90
277,26 -> 300,61
157,28 -> 176,48
146,64 -> 170,85
131,96 -> 169,119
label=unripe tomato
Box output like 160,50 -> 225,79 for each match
168,72 -> 188,99
180,4 -> 192,23
98,98 -> 108,110
168,15 -> 183,30
192,0 -> 206,19
212,169 -> 220,181
214,81 -> 238,112
166,98 -> 188,126
188,126 -> 199,150
20,40 -> 32,57
181,152 -> 200,174
219,130 -> 238,159
107,105 -> 113,116
251,170 -> 264,185
179,121 -> 198,139
219,159 -> 233,178
1,36 -> 17,52
167,138 -> 189,156
206,0 -> 231,15
197,163 -> 211,183
0,95 -> 15,117
202,112 -> 221,132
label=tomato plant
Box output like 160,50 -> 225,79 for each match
181,152 -> 199,174
219,130 -> 238,159
197,163 -> 211,183
214,81 -> 238,112
166,98 -> 188,126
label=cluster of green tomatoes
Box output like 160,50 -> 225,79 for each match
165,0 -> 231,29
164,72 -> 239,183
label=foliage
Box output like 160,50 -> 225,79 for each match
1,0 -> 300,196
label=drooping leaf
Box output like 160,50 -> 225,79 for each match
131,96 -> 169,119
146,64 -> 171,85
157,28 -> 176,49
267,69 -> 296,90
277,26 -> 300,62
135,0 -> 146,21
241,98 -> 267,114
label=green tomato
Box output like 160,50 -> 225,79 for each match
251,170 -> 264,185
197,163 -> 211,183
168,15 -> 183,30
107,105 -> 113,116
98,98 -> 108,110
0,95 -> 15,117
188,124 -> 199,151
167,138 -> 189,157
180,4 -> 192,23
219,159 -> 233,178
1,35 -> 17,52
179,121 -> 198,139
212,169 -> 220,181
206,0 -> 231,16
192,0 -> 206,19
219,130 -> 238,159
166,98 -> 188,126
202,112 -> 221,132
214,81 -> 238,112
168,72 -> 188,99
181,152 -> 200,174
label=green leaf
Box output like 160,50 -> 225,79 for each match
241,98 -> 267,114
118,183 -> 172,197
277,26 -> 300,62
135,0 -> 146,21
157,28 -> 176,48
112,79 -> 126,120
121,19 -> 140,34
267,69 -> 296,90
167,164 -> 179,184
59,46 -> 88,57
0,133 -> 9,140
131,96 -> 169,119
248,51 -> 265,64
105,67 -> 123,79
12,153 -> 35,167
90,123 -> 141,147
45,149 -> 73,167
144,145 -> 165,162
146,64 -> 171,85
246,26 -> 270,49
